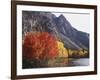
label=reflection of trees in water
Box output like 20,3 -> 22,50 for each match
22,57 -> 89,69
48,57 -> 69,67
23,57 -> 69,68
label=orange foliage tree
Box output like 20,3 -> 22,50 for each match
23,32 -> 58,61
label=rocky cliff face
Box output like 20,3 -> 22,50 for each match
22,11 -> 89,50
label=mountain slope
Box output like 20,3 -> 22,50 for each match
22,11 -> 89,50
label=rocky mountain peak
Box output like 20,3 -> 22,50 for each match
59,14 -> 66,19
58,14 -> 67,22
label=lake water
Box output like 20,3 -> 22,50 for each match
23,58 -> 89,68
47,58 -> 89,67
68,58 -> 89,66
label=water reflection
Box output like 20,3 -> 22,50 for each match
23,57 -> 89,69
48,57 -> 89,67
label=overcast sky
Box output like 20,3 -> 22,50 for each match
53,12 -> 90,34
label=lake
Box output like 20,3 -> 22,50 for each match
47,58 -> 89,67
68,58 -> 89,66
23,57 -> 89,68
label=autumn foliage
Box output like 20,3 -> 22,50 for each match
23,32 -> 58,60
57,41 -> 68,58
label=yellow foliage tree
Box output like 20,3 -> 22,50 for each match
57,41 -> 68,58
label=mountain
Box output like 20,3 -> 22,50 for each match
22,11 -> 89,50
54,14 -> 89,50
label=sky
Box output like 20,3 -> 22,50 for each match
53,12 -> 90,34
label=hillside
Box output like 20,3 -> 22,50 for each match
22,11 -> 89,50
